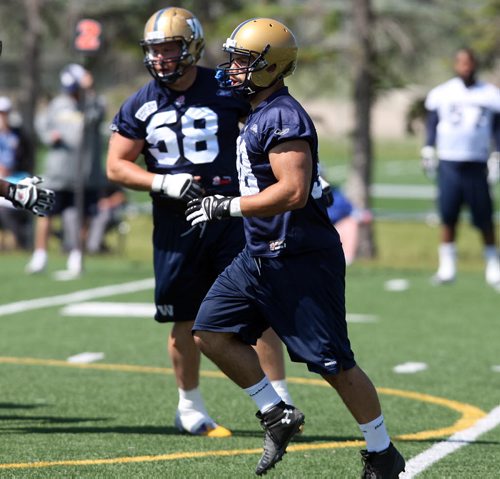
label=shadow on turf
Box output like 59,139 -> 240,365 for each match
0,402 -> 41,410
3,420 -> 500,447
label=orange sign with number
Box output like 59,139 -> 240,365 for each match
75,19 -> 102,53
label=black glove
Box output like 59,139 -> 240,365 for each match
185,195 -> 235,226
7,176 -> 55,216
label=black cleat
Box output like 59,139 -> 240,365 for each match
360,442 -> 405,479
255,401 -> 305,476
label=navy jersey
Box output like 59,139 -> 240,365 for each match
111,67 -> 249,197
236,87 -> 340,257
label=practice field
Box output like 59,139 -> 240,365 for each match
1,137 -> 499,478
0,236 -> 499,478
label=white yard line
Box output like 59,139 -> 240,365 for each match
61,302 -> 156,317
67,352 -> 105,364
0,278 -> 155,317
401,405 -> 500,478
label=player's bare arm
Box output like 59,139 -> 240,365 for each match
106,132 -> 151,190
185,139 -> 313,225
107,131 -> 203,201
240,139 -> 313,217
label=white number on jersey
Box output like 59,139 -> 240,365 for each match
146,106 -> 219,166
236,136 -> 259,195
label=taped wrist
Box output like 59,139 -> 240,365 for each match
229,197 -> 243,217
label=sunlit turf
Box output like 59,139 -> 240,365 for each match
1,135 -> 498,477
0,224 -> 499,477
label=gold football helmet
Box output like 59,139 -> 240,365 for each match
216,18 -> 297,96
140,7 -> 204,84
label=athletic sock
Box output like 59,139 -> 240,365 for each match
437,242 -> 456,279
244,376 -> 282,413
178,387 -> 208,414
32,248 -> 47,263
484,246 -> 500,285
177,387 -> 213,432
359,414 -> 391,453
271,379 -> 294,406
26,249 -> 48,273
67,249 -> 82,272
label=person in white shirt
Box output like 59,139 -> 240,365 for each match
421,48 -> 500,287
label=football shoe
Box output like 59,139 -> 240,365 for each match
360,442 -> 405,479
255,401 -> 305,475
174,410 -> 232,438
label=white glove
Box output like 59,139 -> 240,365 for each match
151,173 -> 203,202
7,176 -> 55,216
420,146 -> 438,180
487,152 -> 500,184
318,175 -> 333,206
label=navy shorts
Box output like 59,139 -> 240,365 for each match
193,246 -> 356,376
152,202 -> 245,323
49,190 -> 98,217
438,160 -> 493,231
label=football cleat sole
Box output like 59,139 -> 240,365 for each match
175,413 -> 232,437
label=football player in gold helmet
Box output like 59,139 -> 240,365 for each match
107,8 -> 295,439
187,18 -> 405,477
140,7 -> 205,85
215,17 -> 297,97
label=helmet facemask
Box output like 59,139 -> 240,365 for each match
216,41 -> 271,97
141,38 -> 194,85
140,7 -> 205,85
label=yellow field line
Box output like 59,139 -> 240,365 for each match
0,356 -> 487,470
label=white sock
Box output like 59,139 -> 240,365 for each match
244,376 -> 282,413
178,387 -> 208,414
437,242 -> 456,279
359,414 -> 391,453
67,249 -> 82,271
32,249 -> 47,263
26,249 -> 48,272
271,379 -> 294,406
177,387 -> 213,432
484,246 -> 500,285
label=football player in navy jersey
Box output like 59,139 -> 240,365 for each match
186,18 -> 405,477
106,8 -> 294,438
421,48 -> 500,287
0,41 -> 55,215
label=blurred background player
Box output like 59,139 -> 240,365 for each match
0,96 -> 18,180
325,184 -> 373,265
107,7 -> 293,437
25,63 -> 105,275
0,95 -> 39,249
0,41 -> 54,220
421,48 -> 500,287
86,179 -> 127,254
186,17 -> 404,477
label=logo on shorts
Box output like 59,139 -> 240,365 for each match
269,239 -> 286,252
324,359 -> 339,374
157,304 -> 174,317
